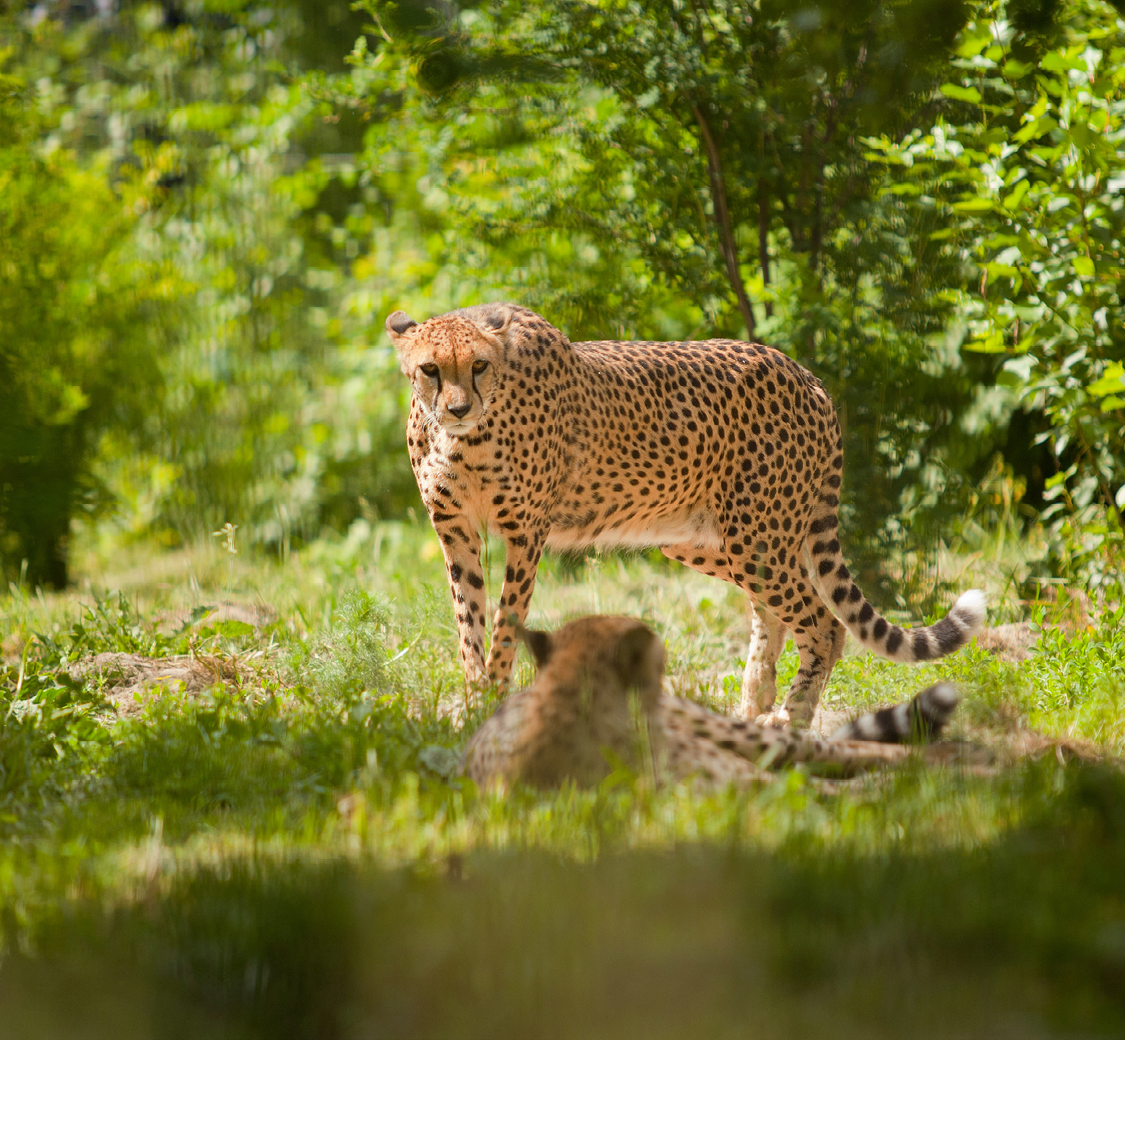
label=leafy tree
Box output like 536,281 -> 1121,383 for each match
874,0 -> 1125,590
2,0 -> 421,560
340,0 -> 992,587
0,69 -> 168,587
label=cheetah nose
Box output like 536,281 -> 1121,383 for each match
449,402 -> 472,419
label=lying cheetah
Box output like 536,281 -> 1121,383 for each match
464,616 -> 960,789
387,302 -> 985,727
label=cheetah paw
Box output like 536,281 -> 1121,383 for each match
755,709 -> 810,731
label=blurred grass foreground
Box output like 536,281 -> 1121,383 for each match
1,533 -> 1124,1036
2,0 -> 1125,1036
5,766 -> 1125,1037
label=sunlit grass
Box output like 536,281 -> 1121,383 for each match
1,528 -> 1124,1033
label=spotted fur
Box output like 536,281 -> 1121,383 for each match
463,616 -> 960,789
829,682 -> 960,744
388,302 -> 986,726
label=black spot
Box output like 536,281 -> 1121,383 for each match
886,627 -> 903,655
873,619 -> 888,641
912,633 -> 931,660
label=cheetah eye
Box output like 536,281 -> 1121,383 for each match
471,359 -> 488,375
420,363 -> 440,378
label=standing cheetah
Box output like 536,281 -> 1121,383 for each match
464,616 -> 960,789
387,303 -> 985,727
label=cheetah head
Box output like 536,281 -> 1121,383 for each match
518,616 -> 667,713
386,304 -> 513,436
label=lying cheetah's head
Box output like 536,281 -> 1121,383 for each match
518,616 -> 667,712
507,615 -> 668,787
386,304 -> 514,436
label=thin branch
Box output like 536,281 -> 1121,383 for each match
758,177 -> 772,319
691,100 -> 757,340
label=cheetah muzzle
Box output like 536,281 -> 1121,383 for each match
387,302 -> 985,727
463,616 -> 962,789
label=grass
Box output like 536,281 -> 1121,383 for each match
1,523 -> 1124,1035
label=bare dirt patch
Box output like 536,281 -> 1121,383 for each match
975,622 -> 1034,662
68,652 -> 246,718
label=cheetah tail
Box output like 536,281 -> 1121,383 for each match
827,682 -> 960,744
804,509 -> 986,664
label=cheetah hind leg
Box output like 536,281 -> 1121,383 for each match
741,603 -> 787,720
756,577 -> 847,730
658,543 -> 786,722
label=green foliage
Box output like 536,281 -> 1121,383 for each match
0,535 -> 1122,1033
2,0 -> 1122,600
340,0 -> 992,575
5,761 -> 1125,1035
0,66 -> 169,587
0,0 -> 422,575
873,0 -> 1125,591
12,1 -> 342,548
292,588 -> 392,702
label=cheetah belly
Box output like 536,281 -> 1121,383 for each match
545,505 -> 723,552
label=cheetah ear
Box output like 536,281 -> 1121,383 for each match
614,624 -> 660,688
386,311 -> 418,341
478,305 -> 514,335
517,625 -> 554,669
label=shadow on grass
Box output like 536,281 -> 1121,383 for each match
3,762 -> 1125,1037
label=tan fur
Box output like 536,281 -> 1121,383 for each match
389,303 -> 985,727
464,617 -> 918,790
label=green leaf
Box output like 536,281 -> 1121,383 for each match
964,329 -> 1007,353
1002,354 -> 1038,382
1074,255 -> 1095,277
1087,363 -> 1124,396
215,621 -> 255,639
1002,180 -> 1029,209
952,198 -> 995,213
940,83 -> 982,104
954,33 -> 993,59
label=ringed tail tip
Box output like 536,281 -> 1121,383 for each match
952,589 -> 988,631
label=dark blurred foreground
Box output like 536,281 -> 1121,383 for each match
4,764 -> 1125,1037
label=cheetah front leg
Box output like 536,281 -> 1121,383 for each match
483,524 -> 547,689
431,516 -> 491,685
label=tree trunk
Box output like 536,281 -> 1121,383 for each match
690,102 -> 757,341
758,179 -> 773,320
